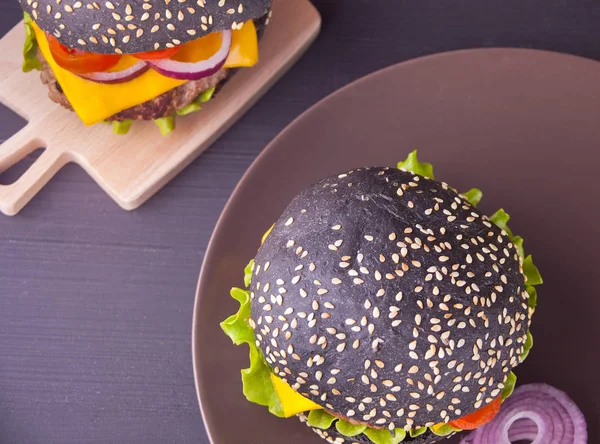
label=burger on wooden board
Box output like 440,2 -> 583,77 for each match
20,0 -> 271,134
222,151 -> 543,443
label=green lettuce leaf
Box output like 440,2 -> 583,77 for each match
176,87 -> 217,116
176,102 -> 203,116
306,404 -> 408,442
307,411 -> 408,443
398,152 -> 482,208
364,428 -> 406,444
397,150 -> 434,179
488,210 -> 542,289
154,116 -> 176,135
462,188 -> 483,207
408,427 -> 427,438
523,255 -> 543,286
200,86 -> 216,103
431,423 -> 461,437
242,344 -> 284,417
488,207 -> 541,371
335,420 -> 367,436
244,259 -> 254,288
220,288 -> 254,345
501,372 -> 517,401
511,236 -> 525,262
526,285 -> 537,309
307,410 -> 337,429
167,86 -> 218,130
112,120 -> 133,135
22,12 -> 43,72
489,208 -> 513,236
220,286 -> 284,417
520,331 -> 533,361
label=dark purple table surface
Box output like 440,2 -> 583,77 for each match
1,1 -> 600,443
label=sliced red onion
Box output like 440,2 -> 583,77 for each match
507,418 -> 539,442
77,60 -> 149,84
460,383 -> 587,444
147,30 -> 232,80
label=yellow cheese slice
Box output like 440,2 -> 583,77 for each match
224,20 -> 259,68
270,374 -> 323,418
176,20 -> 258,69
33,21 -> 259,126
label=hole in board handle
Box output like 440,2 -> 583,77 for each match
0,147 -> 46,185
0,102 -> 27,143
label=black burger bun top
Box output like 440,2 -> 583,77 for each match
21,0 -> 271,54
249,167 -> 531,431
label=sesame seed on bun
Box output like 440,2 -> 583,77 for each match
21,0 -> 272,54
249,167 -> 530,432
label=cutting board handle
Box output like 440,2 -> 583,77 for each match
0,126 -> 67,216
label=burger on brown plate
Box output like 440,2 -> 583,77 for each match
222,151 -> 544,443
20,0 -> 271,134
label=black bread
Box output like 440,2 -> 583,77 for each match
21,0 -> 271,54
250,167 -> 530,431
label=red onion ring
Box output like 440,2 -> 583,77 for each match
507,418 -> 539,442
460,383 -> 587,444
147,30 -> 232,80
77,60 -> 149,84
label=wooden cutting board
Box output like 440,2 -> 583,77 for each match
0,0 -> 321,216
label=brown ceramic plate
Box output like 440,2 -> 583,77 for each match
193,48 -> 600,444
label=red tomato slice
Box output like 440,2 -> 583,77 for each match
449,397 -> 502,430
132,47 -> 181,60
47,34 -> 121,74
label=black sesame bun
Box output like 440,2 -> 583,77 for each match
21,0 -> 271,54
249,167 -> 530,436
